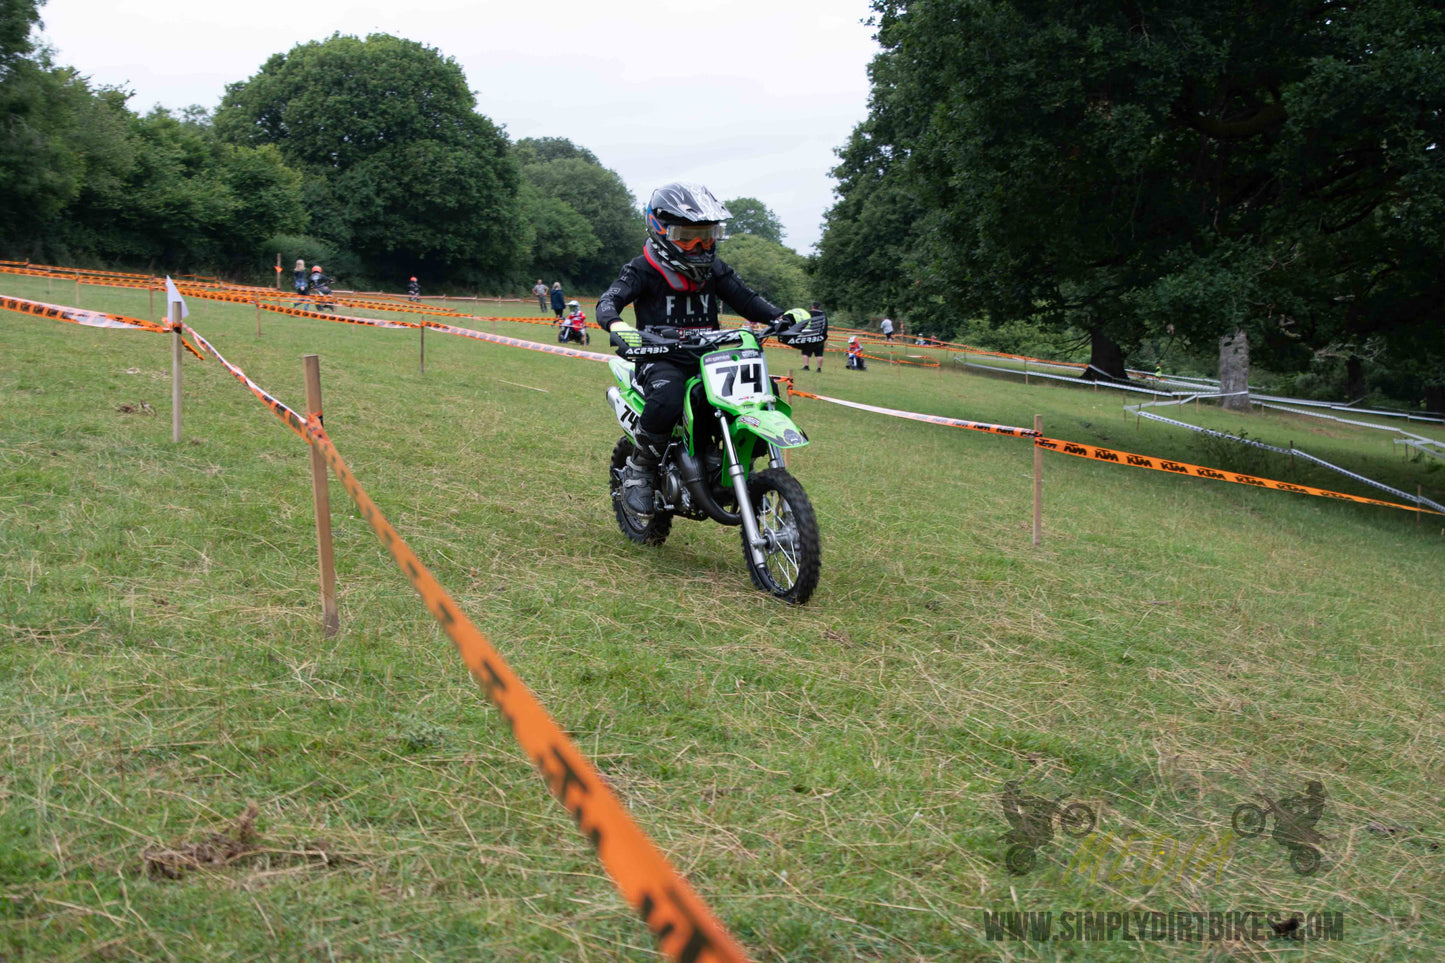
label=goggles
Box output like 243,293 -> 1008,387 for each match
663,221 -> 723,252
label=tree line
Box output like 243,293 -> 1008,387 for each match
813,0 -> 1445,408
0,10 -> 810,304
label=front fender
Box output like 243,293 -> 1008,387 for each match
732,408 -> 809,449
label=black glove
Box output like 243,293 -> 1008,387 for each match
609,326 -> 674,360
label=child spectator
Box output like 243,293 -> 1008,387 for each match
292,258 -> 308,307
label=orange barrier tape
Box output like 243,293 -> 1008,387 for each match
301,417 -> 752,962
788,388 -> 1038,437
258,301 -> 419,329
1035,435 -> 1444,515
1,294 -> 203,358
141,316 -> 751,961
181,324 -> 308,441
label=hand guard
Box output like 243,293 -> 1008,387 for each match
776,308 -> 827,347
609,325 -> 674,360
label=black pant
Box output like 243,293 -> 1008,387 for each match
638,359 -> 692,436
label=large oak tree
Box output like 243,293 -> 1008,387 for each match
215,33 -> 522,284
818,0 -> 1445,401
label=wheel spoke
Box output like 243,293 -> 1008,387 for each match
757,491 -> 801,588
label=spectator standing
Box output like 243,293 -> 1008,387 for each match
407,276 -> 421,302
550,281 -> 565,319
532,279 -> 548,314
800,300 -> 827,371
880,316 -> 895,341
292,258 -> 308,307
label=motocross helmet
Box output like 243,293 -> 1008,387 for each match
645,182 -> 731,285
567,300 -> 580,310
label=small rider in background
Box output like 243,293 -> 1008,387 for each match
309,265 -> 336,313
847,336 -> 867,370
559,299 -> 589,344
407,276 -> 421,302
597,182 -> 786,519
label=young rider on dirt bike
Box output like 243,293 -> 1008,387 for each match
559,300 -> 589,344
597,182 -> 787,520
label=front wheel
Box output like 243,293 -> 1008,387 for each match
742,468 -> 820,604
610,437 -> 672,545
1232,804 -> 1268,838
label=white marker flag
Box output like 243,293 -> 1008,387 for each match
163,276 -> 190,321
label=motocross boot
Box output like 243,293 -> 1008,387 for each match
620,429 -> 669,519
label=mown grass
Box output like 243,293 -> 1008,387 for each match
1,273 -> 1442,961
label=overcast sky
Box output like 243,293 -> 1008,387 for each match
37,0 -> 881,254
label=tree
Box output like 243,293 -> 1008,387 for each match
814,126 -> 939,327
822,0 -> 1445,395
53,107 -> 306,269
0,0 -> 42,74
518,154 -> 638,287
215,33 -> 523,281
515,136 -> 599,167
518,181 -> 601,283
718,234 -> 810,310
722,197 -> 784,244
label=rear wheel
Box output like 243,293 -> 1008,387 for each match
610,436 -> 671,545
742,468 -> 820,604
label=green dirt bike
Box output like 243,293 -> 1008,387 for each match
605,316 -> 825,603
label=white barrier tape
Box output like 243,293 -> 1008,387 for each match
423,321 -> 612,362
1124,391 -> 1249,412
788,389 -> 1037,437
964,360 -> 1177,396
1255,402 -> 1438,443
1251,394 -> 1445,423
1134,410 -> 1444,512
1395,439 -> 1445,463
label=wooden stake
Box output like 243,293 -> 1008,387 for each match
1024,359 -> 1029,385
254,298 -> 261,337
75,277 -> 81,307
275,252 -> 282,289
419,319 -> 426,374
1418,485 -> 1423,529
1032,414 -> 1043,547
170,302 -> 183,443
148,283 -> 154,323
304,354 -> 340,636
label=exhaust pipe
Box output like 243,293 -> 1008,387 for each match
677,449 -> 741,526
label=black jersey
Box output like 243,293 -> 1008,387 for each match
596,243 -> 781,333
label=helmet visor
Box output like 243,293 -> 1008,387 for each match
665,222 -> 723,252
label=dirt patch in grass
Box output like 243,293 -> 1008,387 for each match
141,803 -> 347,881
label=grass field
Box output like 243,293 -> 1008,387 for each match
2,273 -> 1442,961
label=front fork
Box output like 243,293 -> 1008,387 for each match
716,410 -> 771,568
